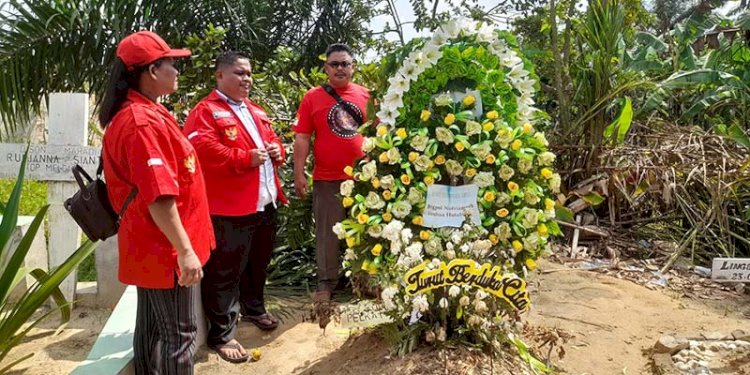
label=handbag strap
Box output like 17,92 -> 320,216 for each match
98,153 -> 137,218
321,84 -> 364,125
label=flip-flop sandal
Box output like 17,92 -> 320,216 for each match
209,341 -> 249,363
242,313 -> 279,330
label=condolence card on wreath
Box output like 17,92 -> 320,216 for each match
423,184 -> 481,228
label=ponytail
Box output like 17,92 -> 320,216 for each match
98,57 -> 147,128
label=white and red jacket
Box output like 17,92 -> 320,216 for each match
183,89 -> 287,216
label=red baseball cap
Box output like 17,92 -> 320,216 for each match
116,31 -> 191,69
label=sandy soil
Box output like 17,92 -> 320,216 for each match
5,259 -> 750,374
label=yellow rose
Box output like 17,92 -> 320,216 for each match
462,95 -> 476,106
367,263 -> 378,275
396,127 -> 407,139
544,198 -> 555,211
486,110 -> 499,120
400,175 -> 411,185
344,166 -> 353,176
484,191 -> 496,202
512,240 -> 523,253
382,212 -> 393,222
420,110 -> 431,122
346,237 -> 357,248
522,123 -> 534,134
507,181 -> 519,192
343,197 -> 354,207
378,152 -> 389,163
376,126 -> 388,137
424,176 -> 435,185
372,177 -> 381,189
485,154 -> 496,164
511,139 -> 522,151
496,208 -> 509,218
525,258 -> 537,270
360,260 -> 370,271
412,216 -> 424,225
482,122 -> 494,132
357,213 -> 369,224
465,168 -> 477,178
454,142 -> 465,152
371,244 -> 383,256
419,230 -> 431,240
383,190 -> 393,200
541,168 -> 553,179
489,234 -> 499,244
434,155 -> 446,165
537,224 -> 548,236
408,152 -> 419,162
444,113 -> 456,125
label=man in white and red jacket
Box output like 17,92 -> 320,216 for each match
183,51 -> 286,363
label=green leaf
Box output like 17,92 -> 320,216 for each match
582,192 -> 606,206
603,96 -> 632,145
555,206 -> 575,222
727,124 -> 750,149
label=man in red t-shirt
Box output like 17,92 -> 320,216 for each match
293,43 -> 369,301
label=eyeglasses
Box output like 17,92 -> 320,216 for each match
326,61 -> 353,69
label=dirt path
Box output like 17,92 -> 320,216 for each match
6,260 -> 750,374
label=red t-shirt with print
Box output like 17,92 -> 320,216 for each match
103,90 -> 215,289
293,83 -> 369,181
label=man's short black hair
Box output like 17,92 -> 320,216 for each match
215,51 -> 250,71
325,43 -> 354,59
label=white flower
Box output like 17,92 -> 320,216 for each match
445,249 -> 456,260
498,165 -> 515,181
508,63 -> 529,81
517,156 -> 533,174
332,222 -> 346,239
413,155 -> 433,172
392,200 -> 413,219
473,300 -> 489,314
448,285 -> 461,297
435,127 -> 454,144
430,258 -> 441,268
380,175 -> 395,190
465,120 -> 482,136
386,147 -> 401,165
361,160 -> 377,180
424,238 -> 443,255
362,137 -> 376,153
422,43 -> 442,64
407,187 -> 423,205
425,330 -> 436,342
523,233 -> 541,251
459,295 -> 470,307
344,248 -> 357,261
387,73 -> 410,95
410,135 -> 429,151
383,90 -> 404,110
445,159 -> 463,176
434,93 -> 453,107
439,297 -> 448,309
376,107 -> 398,126
471,239 -> 492,256
476,24 -> 496,43
340,180 -> 354,197
382,220 -> 404,242
494,222 -> 512,242
401,228 -> 414,244
399,60 -> 420,82
476,290 -> 488,300
468,315 -> 482,327
496,192 -> 511,206
412,295 -> 429,312
381,287 -> 399,310
524,188 -> 540,205
550,173 -> 562,193
521,208 -> 539,229
365,191 -> 385,210
450,231 -> 462,245
517,77 -> 536,94
368,223 -> 383,238
538,151 -> 555,166
431,30 -> 448,46
407,50 -> 430,71
473,171 -> 495,188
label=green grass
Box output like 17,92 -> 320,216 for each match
0,179 -> 96,281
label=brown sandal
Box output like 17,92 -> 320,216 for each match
209,340 -> 249,363
242,313 -> 279,330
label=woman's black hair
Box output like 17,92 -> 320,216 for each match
98,57 -> 164,128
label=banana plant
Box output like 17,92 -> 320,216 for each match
0,146 -> 98,374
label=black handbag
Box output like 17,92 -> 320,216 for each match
64,156 -> 136,242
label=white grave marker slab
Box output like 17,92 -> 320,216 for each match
0,143 -> 99,181
423,184 -> 481,228
712,258 -> 750,282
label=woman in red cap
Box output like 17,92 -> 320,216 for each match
99,31 -> 215,374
